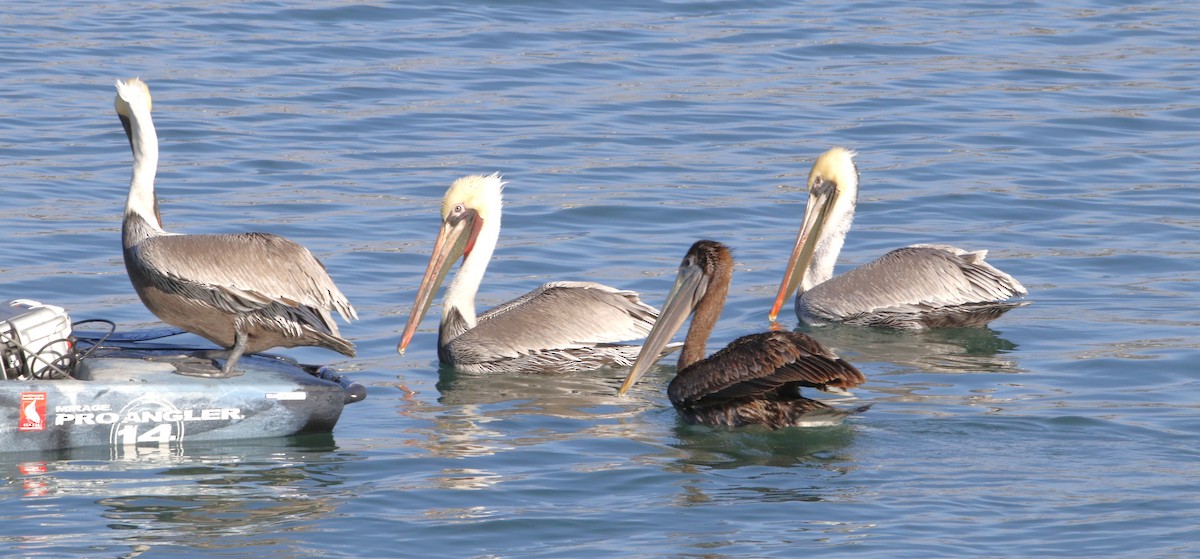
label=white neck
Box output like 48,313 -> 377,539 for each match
441,214 -> 501,329
123,107 -> 164,234
801,182 -> 857,292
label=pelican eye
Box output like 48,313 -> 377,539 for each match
811,175 -> 837,196
446,203 -> 467,223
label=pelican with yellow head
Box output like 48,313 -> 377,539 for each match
398,174 -> 669,374
769,148 -> 1027,329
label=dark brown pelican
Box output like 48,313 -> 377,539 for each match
769,147 -> 1027,329
396,173 -> 665,374
115,78 -> 357,377
618,240 -> 869,428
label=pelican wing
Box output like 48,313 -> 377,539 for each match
803,244 -> 1025,323
449,281 -> 657,362
668,331 -> 864,408
129,232 -> 357,322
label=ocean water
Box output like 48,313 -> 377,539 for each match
2,1 -> 1198,557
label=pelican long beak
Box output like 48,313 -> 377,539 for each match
118,114 -> 135,154
617,261 -> 708,396
768,188 -> 835,322
397,210 -> 480,354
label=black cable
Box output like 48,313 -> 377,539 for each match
27,319 -> 120,380
70,318 -> 117,354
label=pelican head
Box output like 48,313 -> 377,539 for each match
768,147 -> 859,322
618,240 -> 731,396
397,173 -> 504,354
114,78 -> 152,152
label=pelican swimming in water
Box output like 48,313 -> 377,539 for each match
769,147 -> 1027,329
115,78 -> 356,377
397,173 -> 665,374
618,240 -> 869,429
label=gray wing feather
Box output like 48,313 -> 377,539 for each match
132,232 -> 357,322
803,244 -> 1025,322
449,281 -> 656,361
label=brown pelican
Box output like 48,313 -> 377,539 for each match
618,240 -> 869,428
769,147 -> 1027,329
396,173 -> 666,374
115,78 -> 357,377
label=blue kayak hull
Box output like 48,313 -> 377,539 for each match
1,348 -> 360,454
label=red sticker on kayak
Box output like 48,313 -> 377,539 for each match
19,392 -> 47,432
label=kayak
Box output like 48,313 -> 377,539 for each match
0,301 -> 364,455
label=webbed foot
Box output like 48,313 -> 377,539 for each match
174,359 -> 244,378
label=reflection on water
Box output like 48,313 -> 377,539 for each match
399,294 -> 1026,503
99,490 -> 337,549
428,468 -> 505,492
799,323 -> 1024,375
668,423 -> 863,472
413,365 -> 635,461
795,324 -> 1033,416
435,364 -> 628,415
661,421 -> 870,541
2,436 -> 356,555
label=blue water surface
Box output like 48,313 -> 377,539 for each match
1,1 -> 1198,557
